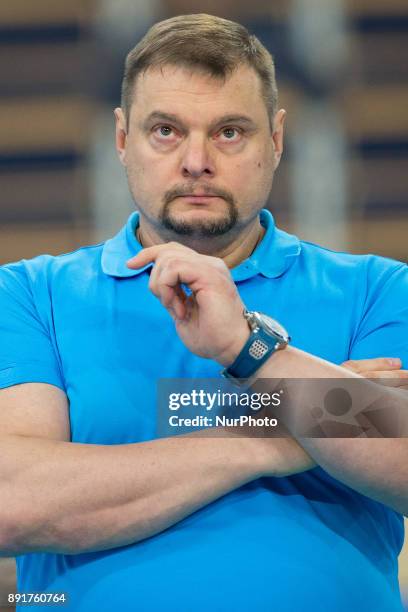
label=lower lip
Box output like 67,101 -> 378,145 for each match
178,196 -> 221,204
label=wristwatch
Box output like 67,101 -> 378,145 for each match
221,309 -> 290,385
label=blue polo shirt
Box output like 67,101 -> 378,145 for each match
0,209 -> 407,611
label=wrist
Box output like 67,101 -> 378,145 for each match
214,321 -> 251,367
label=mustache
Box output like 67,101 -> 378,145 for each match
163,184 -> 235,206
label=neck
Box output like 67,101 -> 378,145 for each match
136,216 -> 265,269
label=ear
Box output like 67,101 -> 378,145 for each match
271,109 -> 286,170
114,108 -> 128,166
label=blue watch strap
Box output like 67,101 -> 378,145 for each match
221,327 -> 281,382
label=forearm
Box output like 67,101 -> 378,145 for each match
0,431 -> 313,556
257,346 -> 408,515
0,432 -> 258,555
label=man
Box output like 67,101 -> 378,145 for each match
0,13 -> 407,612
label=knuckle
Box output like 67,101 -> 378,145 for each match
164,257 -> 183,272
166,242 -> 190,255
214,256 -> 228,270
148,275 -> 158,294
157,247 -> 182,262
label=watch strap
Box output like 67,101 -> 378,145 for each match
221,326 -> 281,383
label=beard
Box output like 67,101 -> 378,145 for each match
159,184 -> 239,237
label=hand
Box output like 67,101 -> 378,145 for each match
342,357 -> 408,389
127,243 -> 250,366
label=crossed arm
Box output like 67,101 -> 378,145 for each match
255,348 -> 408,516
128,243 -> 408,517
0,243 -> 407,556
0,381 -> 316,556
1,355 -> 405,557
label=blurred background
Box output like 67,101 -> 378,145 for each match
0,0 -> 407,609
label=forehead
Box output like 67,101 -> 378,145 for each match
130,63 -> 268,125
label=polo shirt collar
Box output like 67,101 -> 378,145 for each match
101,209 -> 301,280
101,212 -> 147,278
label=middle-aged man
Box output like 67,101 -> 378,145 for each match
0,14 -> 407,612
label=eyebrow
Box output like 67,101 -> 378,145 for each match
141,111 -> 258,132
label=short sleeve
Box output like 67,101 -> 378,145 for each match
0,262 -> 65,391
349,258 -> 408,367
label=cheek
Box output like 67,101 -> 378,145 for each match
126,147 -> 157,188
241,140 -> 272,171
253,146 -> 275,182
233,153 -> 275,203
125,148 -> 175,209
126,143 -> 148,173
125,151 -> 151,201
254,157 -> 273,178
129,144 -> 176,183
233,152 -> 272,185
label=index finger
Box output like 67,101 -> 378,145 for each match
126,242 -> 183,270
342,357 -> 402,373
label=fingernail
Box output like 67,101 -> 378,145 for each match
388,358 -> 401,367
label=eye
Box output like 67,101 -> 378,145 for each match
153,125 -> 175,139
218,127 -> 242,142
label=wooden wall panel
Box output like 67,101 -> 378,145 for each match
0,223 -> 92,265
0,1 -> 95,26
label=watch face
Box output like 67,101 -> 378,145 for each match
254,312 -> 289,343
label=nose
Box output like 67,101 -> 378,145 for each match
180,134 -> 215,179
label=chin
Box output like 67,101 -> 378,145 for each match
162,213 -> 237,238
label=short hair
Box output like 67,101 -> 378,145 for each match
121,13 -> 278,130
